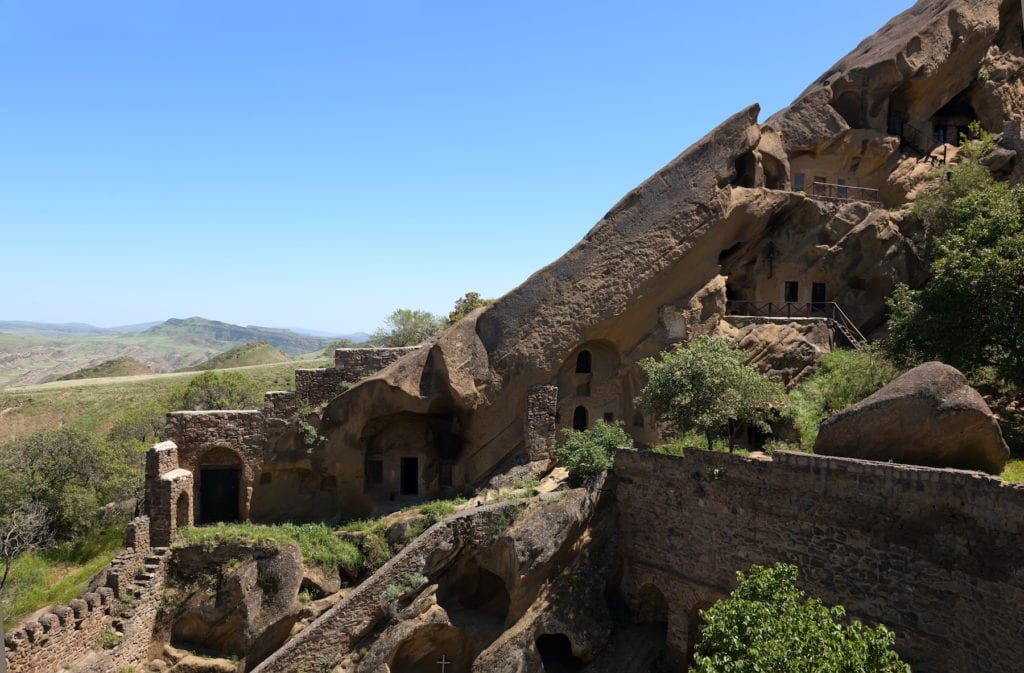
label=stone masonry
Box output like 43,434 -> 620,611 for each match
524,384 -> 558,462
615,449 -> 1024,673
294,347 -> 421,407
144,441 -> 193,548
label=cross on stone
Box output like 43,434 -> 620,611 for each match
436,655 -> 451,672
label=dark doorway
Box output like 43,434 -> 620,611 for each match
572,406 -> 588,431
784,281 -> 799,303
812,282 -> 827,312
199,468 -> 240,524
536,634 -> 584,672
400,457 -> 419,496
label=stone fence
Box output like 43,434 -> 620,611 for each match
293,347 -> 421,407
615,448 -> 1024,673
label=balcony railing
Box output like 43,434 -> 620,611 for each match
808,181 -> 881,206
725,301 -> 867,349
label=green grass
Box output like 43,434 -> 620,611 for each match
0,358 -> 330,444
1001,459 -> 1024,483
176,522 -> 363,571
57,356 -> 152,381
3,522 -> 126,629
653,432 -> 751,457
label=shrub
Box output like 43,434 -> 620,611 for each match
691,563 -> 910,673
169,370 -> 263,411
554,420 -> 632,485
637,336 -> 787,450
786,347 -> 900,448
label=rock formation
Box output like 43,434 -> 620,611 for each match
814,361 -> 1010,473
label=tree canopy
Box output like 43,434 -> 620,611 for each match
637,336 -> 787,450
368,308 -> 445,347
446,291 -> 493,326
691,563 -> 910,673
554,420 -> 632,485
885,128 -> 1024,387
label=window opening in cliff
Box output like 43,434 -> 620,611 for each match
572,406 -> 588,431
793,172 -> 805,192
718,241 -> 744,265
536,634 -> 584,672
366,459 -> 384,486
732,151 -> 758,188
198,467 -> 240,524
437,556 -> 510,630
575,350 -> 592,374
401,457 -> 419,495
812,282 -> 827,311
175,491 -> 190,531
834,90 -> 865,128
440,462 -> 453,487
604,412 -> 615,423
784,281 -> 799,303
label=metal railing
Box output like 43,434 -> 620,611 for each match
809,181 -> 881,206
725,301 -> 867,348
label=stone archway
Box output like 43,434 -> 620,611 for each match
535,633 -> 584,672
388,624 -> 475,673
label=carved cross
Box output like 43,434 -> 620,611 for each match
437,655 -> 451,672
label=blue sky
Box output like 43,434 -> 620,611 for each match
0,0 -> 912,335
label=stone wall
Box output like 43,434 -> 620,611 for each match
3,518 -> 164,673
524,384 -> 558,462
614,449 -> 1024,673
294,368 -> 351,407
333,347 -> 420,380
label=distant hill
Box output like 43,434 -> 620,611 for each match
57,356 -> 153,381
183,341 -> 291,371
143,317 -> 331,356
0,320 -> 163,337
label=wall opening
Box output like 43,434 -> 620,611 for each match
572,406 -> 588,431
400,457 -> 419,496
575,350 -> 592,374
199,467 -> 240,524
732,151 -> 758,188
388,624 -> 475,673
833,90 -> 865,127
535,634 -> 584,672
784,281 -> 800,303
436,555 -> 511,641
175,491 -> 190,531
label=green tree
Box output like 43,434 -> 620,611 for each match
446,292 -> 493,326
169,370 -> 263,410
368,309 -> 445,347
691,563 -> 909,673
787,347 -> 901,447
554,420 -> 632,486
637,336 -> 787,451
323,338 -> 364,355
0,502 -> 50,673
885,132 -> 1024,386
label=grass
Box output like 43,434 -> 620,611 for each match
1001,459 -> 1024,483
58,356 -> 152,381
3,522 -> 126,629
182,341 -> 290,372
0,358 -> 330,444
653,432 -> 751,457
176,522 -> 363,572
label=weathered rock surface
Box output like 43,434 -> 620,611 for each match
815,361 -> 1010,473
717,318 -> 833,386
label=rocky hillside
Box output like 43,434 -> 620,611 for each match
56,356 -> 152,381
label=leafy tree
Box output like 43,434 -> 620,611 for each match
787,347 -> 901,447
446,291 -> 493,326
637,336 -> 787,451
885,131 -> 1024,386
323,338 -> 364,355
368,309 -> 445,347
169,370 -> 263,410
554,420 -> 632,485
691,563 -> 909,673
0,502 -> 49,671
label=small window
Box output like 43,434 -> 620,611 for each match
784,281 -> 799,303
793,173 -> 805,192
575,350 -> 592,374
365,459 -> 384,486
603,412 -> 614,424
837,178 -> 848,199
439,462 -> 453,487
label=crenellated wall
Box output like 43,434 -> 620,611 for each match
3,517 -> 164,673
614,449 -> 1024,673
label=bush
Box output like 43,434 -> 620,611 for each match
169,370 -> 263,410
637,336 -> 787,450
787,347 -> 900,448
554,420 -> 632,485
368,309 -> 445,347
691,563 -> 910,673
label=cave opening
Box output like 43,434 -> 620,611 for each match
536,634 -> 584,672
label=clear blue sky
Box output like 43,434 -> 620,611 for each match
0,0 -> 912,335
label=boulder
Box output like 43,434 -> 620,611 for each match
814,362 -> 1009,474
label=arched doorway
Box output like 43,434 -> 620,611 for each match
197,447 -> 242,524
536,633 -> 584,672
388,624 -> 474,673
572,406 -> 588,431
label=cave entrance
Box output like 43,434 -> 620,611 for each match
389,624 -> 475,673
572,406 -> 588,431
199,467 -> 240,524
536,634 -> 584,672
436,554 -> 511,645
400,457 -> 419,496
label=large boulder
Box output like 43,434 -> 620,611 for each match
814,362 -> 1009,474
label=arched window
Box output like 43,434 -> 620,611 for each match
575,350 -> 592,374
572,406 -> 588,431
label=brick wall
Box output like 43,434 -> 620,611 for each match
333,347 -> 419,380
294,368 -> 350,406
614,449 -> 1024,673
525,384 -> 558,462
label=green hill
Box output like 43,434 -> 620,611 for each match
144,317 -> 330,356
57,356 -> 152,381
184,341 -> 291,371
